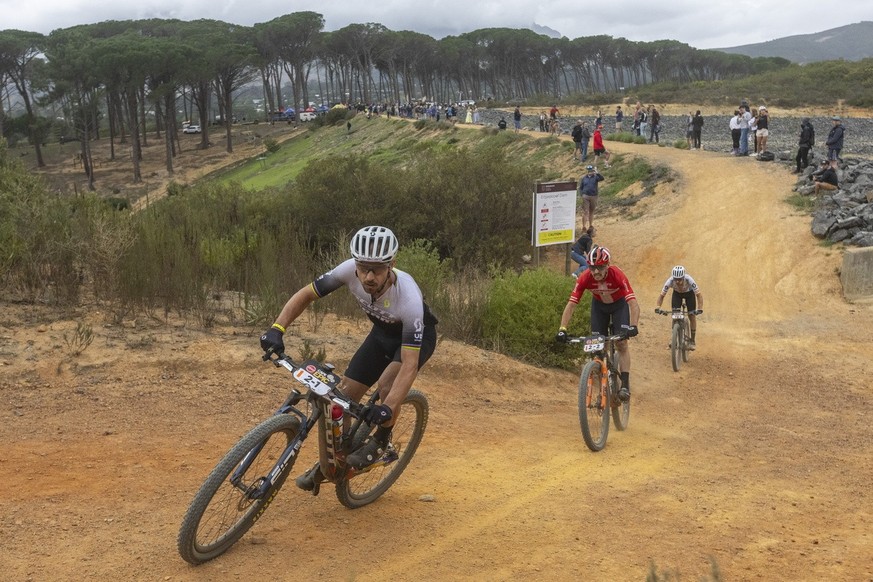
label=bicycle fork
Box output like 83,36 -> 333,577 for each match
586,357 -> 609,410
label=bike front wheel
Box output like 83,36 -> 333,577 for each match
178,414 -> 301,565
671,323 -> 682,372
578,360 -> 610,451
681,320 -> 691,363
336,389 -> 429,509
610,370 -> 630,431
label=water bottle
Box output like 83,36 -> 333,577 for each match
330,404 -> 343,442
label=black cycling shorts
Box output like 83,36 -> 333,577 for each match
344,324 -> 437,387
671,291 -> 697,311
590,298 -> 630,336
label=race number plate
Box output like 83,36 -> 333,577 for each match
293,368 -> 331,395
672,313 -> 684,320
584,340 -> 605,352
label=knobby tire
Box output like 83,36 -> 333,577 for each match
682,320 -> 691,363
335,389 -> 428,509
177,414 -> 301,565
578,360 -> 609,451
671,323 -> 682,372
610,369 -> 630,431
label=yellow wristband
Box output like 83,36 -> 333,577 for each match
559,326 -> 567,332
271,323 -> 286,333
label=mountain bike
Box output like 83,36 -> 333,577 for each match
567,332 -> 630,452
177,352 -> 429,565
657,307 -> 700,372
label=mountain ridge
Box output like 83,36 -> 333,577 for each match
714,21 -> 873,63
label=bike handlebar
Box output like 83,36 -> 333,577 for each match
565,332 -> 629,344
263,351 -> 369,418
656,309 -> 702,316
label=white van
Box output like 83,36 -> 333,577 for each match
299,112 -> 317,122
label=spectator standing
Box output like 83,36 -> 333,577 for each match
571,120 -> 584,160
513,106 -> 522,133
580,121 -> 591,162
465,107 -> 473,124
633,102 -> 642,136
592,125 -> 611,168
649,106 -> 661,143
794,118 -> 815,173
639,106 -> 649,139
729,110 -> 741,155
472,106 -> 481,125
748,108 -> 758,154
691,110 -> 704,150
615,105 -> 624,132
755,106 -> 770,157
826,116 -> 845,169
539,111 -> 547,132
578,166 -> 605,231
595,109 -> 603,128
738,105 -> 752,156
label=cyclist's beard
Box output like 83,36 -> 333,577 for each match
365,272 -> 392,299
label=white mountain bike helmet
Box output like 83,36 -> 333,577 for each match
350,226 -> 399,264
672,265 -> 686,279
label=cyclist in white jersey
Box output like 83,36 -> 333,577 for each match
655,265 -> 704,350
260,226 -> 437,490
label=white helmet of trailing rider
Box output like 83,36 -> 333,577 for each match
672,265 -> 686,279
350,226 -> 399,264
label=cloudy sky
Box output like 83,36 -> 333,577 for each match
1,0 -> 869,50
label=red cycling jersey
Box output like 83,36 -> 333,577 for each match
570,265 -> 636,305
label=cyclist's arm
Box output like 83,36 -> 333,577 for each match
656,291 -> 667,308
695,291 -> 703,311
382,348 -> 419,413
627,297 -> 640,327
559,300 -> 578,330
274,285 -> 318,329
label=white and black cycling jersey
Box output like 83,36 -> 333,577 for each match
661,274 -> 700,295
311,259 -> 437,349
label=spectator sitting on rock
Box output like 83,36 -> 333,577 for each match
812,159 -> 839,195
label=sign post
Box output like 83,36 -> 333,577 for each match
532,180 -> 577,270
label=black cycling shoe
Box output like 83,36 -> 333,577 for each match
618,386 -> 630,402
295,462 -> 326,492
346,437 -> 386,469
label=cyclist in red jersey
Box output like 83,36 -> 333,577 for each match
556,246 -> 639,401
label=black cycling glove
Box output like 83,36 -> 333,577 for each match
364,403 -> 393,425
260,325 -> 285,354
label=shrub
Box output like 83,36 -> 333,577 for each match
263,138 -> 280,153
482,268 -> 591,369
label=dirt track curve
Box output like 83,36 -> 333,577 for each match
2,136 -> 872,581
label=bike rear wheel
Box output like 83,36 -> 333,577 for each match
681,320 -> 691,362
578,360 -> 609,451
671,323 -> 682,372
610,370 -> 630,431
336,389 -> 428,509
177,414 -> 301,565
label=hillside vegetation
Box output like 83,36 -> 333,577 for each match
4,119 -> 681,368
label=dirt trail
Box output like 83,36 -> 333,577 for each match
1,133 -> 872,581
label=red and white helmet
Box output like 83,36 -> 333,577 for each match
588,245 -> 611,267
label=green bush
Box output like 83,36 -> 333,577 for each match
263,138 -> 280,153
482,267 -> 591,369
673,139 -> 689,150
395,239 -> 453,308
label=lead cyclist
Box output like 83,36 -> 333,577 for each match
259,226 -> 438,491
